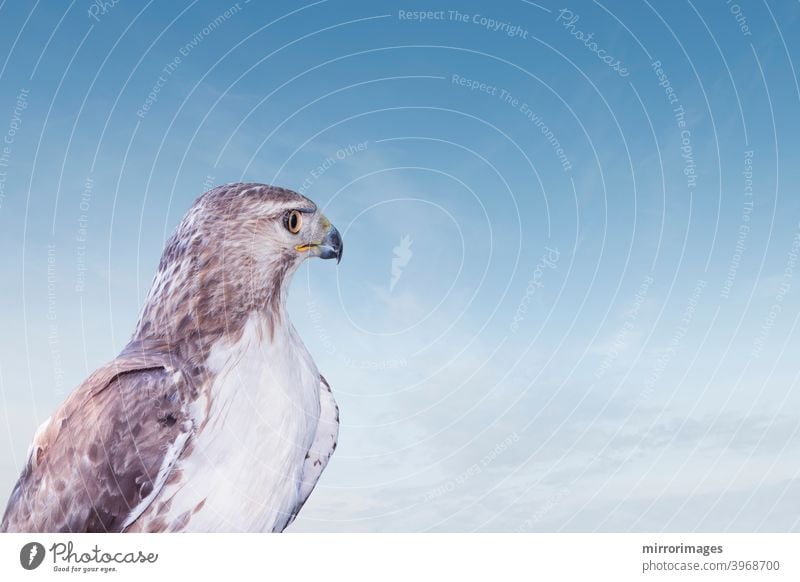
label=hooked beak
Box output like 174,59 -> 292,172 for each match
317,224 -> 343,263
295,221 -> 343,264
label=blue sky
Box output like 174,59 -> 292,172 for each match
1,0 -> 800,531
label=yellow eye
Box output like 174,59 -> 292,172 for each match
286,210 -> 302,234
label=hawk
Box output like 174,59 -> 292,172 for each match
1,183 -> 343,532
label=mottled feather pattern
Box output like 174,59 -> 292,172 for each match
1,183 -> 340,533
1,349 -> 193,532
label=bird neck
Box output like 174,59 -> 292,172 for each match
130,256 -> 294,366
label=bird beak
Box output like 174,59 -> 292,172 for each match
317,224 -> 343,264
295,219 -> 343,264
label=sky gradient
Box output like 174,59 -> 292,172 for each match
1,0 -> 800,532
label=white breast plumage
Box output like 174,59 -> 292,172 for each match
157,314 -> 322,532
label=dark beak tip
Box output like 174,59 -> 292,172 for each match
318,225 -> 343,263
332,228 -> 343,264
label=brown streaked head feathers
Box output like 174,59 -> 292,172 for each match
133,183 -> 341,359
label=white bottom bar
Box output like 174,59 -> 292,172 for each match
1,533 -> 798,581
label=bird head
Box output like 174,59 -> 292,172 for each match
136,183 -> 342,342
201,181 -> 342,282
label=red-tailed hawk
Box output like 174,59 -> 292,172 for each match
1,183 -> 342,532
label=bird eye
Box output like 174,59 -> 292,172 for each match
286,210 -> 302,234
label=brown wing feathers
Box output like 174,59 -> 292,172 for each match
0,346 -> 193,532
